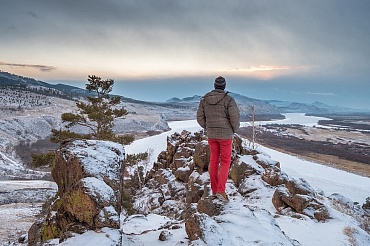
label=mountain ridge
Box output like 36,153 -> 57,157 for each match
1,71 -> 368,115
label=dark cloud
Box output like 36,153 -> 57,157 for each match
1,0 -> 369,80
26,11 -> 40,19
0,62 -> 57,72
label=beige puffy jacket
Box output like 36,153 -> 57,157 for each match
197,89 -> 240,139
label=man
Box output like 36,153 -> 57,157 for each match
197,76 -> 240,202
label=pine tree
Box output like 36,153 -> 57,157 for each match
51,75 -> 130,143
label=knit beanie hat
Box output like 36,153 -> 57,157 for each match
214,76 -> 226,90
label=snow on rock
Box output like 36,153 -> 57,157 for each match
29,139 -> 125,244
82,177 -> 116,204
59,140 -> 125,182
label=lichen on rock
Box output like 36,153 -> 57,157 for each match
33,139 -> 125,243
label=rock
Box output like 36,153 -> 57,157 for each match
272,186 -> 330,222
168,179 -> 187,199
186,171 -> 208,204
362,197 -> 370,211
172,156 -> 192,170
39,139 -> 125,242
254,154 -> 280,169
272,187 -> 289,213
285,178 -> 315,196
229,157 -> 257,187
18,234 -> 27,244
184,204 -> 216,242
173,146 -> 194,160
262,166 -> 289,186
153,169 -> 173,186
166,133 -> 181,164
157,150 -> 169,169
174,165 -> 193,182
197,196 -> 223,217
314,206 -> 331,222
193,140 -> 210,173
232,133 -> 243,155
159,230 -> 173,241
281,194 -> 311,213
28,218 -> 45,245
161,200 -> 185,219
184,205 -> 229,244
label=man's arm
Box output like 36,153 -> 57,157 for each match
196,100 -> 206,128
228,98 -> 240,133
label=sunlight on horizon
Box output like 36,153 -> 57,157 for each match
1,62 -> 310,81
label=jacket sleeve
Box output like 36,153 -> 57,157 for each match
228,98 -> 240,133
196,99 -> 206,128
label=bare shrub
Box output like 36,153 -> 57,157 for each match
343,226 -> 357,246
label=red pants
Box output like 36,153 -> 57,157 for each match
208,138 -> 233,194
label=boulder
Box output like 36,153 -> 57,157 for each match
232,133 -> 244,155
153,169 -> 174,186
229,157 -> 257,187
285,178 -> 315,196
159,230 -> 173,241
168,179 -> 187,199
262,166 -> 289,186
254,154 -> 280,169
186,171 -> 209,204
166,133 -> 181,164
272,186 -> 330,222
174,165 -> 194,182
39,139 -> 125,242
173,146 -> 194,160
193,140 -> 210,173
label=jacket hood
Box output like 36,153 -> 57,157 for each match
203,90 -> 228,105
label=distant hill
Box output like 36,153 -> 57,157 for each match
166,92 -> 284,120
266,99 -> 368,114
0,71 -> 181,107
0,71 -> 89,99
3,71 -> 365,116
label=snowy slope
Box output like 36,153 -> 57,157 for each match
37,117 -> 370,246
1,114 -> 369,245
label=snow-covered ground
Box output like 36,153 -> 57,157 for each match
1,114 -> 369,245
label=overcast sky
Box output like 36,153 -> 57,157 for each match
1,0 -> 370,108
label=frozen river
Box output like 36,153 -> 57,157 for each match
241,112 -> 330,127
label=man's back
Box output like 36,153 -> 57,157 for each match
197,89 -> 240,139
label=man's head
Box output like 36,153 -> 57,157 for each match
214,76 -> 226,90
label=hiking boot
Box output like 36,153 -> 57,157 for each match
216,192 -> 229,203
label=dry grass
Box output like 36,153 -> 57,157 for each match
330,197 -> 370,235
264,145 -> 370,178
302,153 -> 370,178
343,226 -> 357,246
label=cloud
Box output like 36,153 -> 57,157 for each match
26,11 -> 40,19
1,0 -> 369,80
221,66 -> 307,73
306,92 -> 335,96
217,65 -> 311,79
0,62 -> 57,72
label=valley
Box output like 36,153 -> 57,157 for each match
238,113 -> 370,177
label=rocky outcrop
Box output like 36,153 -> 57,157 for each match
30,129 -> 335,244
29,139 -> 125,243
265,164 -> 330,221
137,130 -> 332,244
